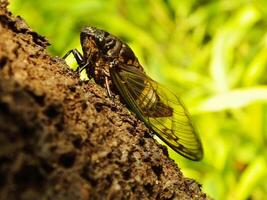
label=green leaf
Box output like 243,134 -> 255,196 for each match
195,87 -> 267,112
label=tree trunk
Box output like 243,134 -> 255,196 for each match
0,1 -> 209,199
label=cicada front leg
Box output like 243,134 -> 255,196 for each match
63,49 -> 90,73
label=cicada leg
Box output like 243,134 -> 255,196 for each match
63,49 -> 113,100
104,76 -> 112,98
63,49 -> 89,73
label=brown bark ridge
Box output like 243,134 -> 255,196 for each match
0,1 -> 209,199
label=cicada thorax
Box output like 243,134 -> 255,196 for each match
80,29 -> 134,79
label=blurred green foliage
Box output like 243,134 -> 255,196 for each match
9,0 -> 267,199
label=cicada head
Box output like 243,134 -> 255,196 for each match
81,26 -> 137,64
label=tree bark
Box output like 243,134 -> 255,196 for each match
0,1 -> 209,199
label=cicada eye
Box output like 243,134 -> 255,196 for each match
93,34 -> 105,48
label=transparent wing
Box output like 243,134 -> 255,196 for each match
110,64 -> 203,161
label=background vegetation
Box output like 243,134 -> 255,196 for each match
9,0 -> 267,199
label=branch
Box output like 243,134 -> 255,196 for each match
0,1 -> 209,199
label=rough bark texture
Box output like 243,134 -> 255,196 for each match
0,1 -> 209,199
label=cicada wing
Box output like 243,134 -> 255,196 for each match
110,64 -> 203,161
146,83 -> 203,160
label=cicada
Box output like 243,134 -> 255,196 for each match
63,27 -> 203,161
